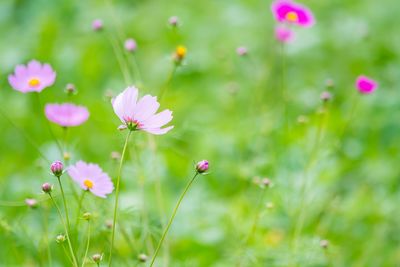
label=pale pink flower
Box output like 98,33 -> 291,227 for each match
271,0 -> 315,27
356,75 -> 378,94
124,38 -> 137,52
92,19 -> 103,31
275,25 -> 294,43
45,103 -> 89,127
112,86 -> 174,135
236,46 -> 248,56
68,161 -> 114,198
8,60 -> 56,93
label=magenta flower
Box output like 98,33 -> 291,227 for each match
356,75 -> 378,94
92,19 -> 103,31
271,0 -> 315,27
112,86 -> 174,135
68,161 -> 114,198
275,25 -> 294,43
8,60 -> 56,93
45,103 -> 89,127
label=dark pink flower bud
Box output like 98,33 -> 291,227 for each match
196,160 -> 209,173
42,183 -> 53,193
51,161 -> 64,177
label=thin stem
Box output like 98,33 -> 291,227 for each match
109,130 -> 133,266
41,205 -> 52,266
81,221 -> 91,267
49,194 -> 79,267
237,188 -> 267,267
158,64 -> 177,102
62,243 -> 74,265
149,172 -> 199,267
57,177 -> 71,231
75,191 -> 87,227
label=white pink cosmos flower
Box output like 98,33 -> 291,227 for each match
8,60 -> 56,93
356,75 -> 378,94
45,103 -> 89,127
271,0 -> 315,28
68,161 -> 114,198
112,86 -> 173,135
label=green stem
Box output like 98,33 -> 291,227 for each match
75,191 -> 87,227
149,172 -> 199,267
81,222 -> 91,267
57,177 -> 71,231
49,194 -> 78,267
158,64 -> 177,102
109,130 -> 133,266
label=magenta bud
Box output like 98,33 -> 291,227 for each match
92,19 -> 103,31
42,183 -> 53,193
236,46 -> 248,56
169,16 -> 179,26
51,161 -> 64,177
196,160 -> 209,173
124,38 -> 137,52
25,198 -> 38,208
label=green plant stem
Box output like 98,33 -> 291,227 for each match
149,172 -> 199,267
75,191 -> 87,227
49,194 -> 78,267
158,64 -> 177,102
81,222 -> 91,267
57,177 -> 71,231
109,130 -> 133,266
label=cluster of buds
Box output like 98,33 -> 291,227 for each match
173,45 -> 187,65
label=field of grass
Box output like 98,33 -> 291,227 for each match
0,0 -> 399,266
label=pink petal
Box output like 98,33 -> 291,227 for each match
133,95 -> 160,122
142,109 -> 173,129
112,86 -> 138,122
143,126 -> 174,135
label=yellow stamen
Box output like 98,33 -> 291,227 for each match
28,78 -> 41,87
286,11 -> 298,22
176,45 -> 187,58
83,179 -> 94,189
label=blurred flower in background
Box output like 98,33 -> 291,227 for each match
45,103 -> 89,127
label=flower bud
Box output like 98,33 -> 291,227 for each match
92,253 -> 102,263
105,220 -> 113,229
51,161 -> 64,177
25,198 -> 38,208
261,178 -> 271,187
65,83 -> 77,95
320,91 -> 332,102
138,253 -> 148,262
111,151 -> 121,160
42,183 -> 53,194
83,212 -> 91,221
63,152 -> 71,161
236,46 -> 248,56
92,19 -> 103,31
56,234 -> 66,243
320,239 -> 329,249
168,16 -> 179,27
196,160 -> 209,174
124,38 -> 137,53
173,45 -> 187,64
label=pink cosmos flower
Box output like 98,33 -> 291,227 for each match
45,103 -> 89,127
356,75 -> 378,94
271,0 -> 315,27
68,161 -> 114,198
112,86 -> 173,135
275,25 -> 294,43
8,60 -> 56,93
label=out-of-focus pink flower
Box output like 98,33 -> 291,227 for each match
169,16 -> 179,26
45,103 -> 89,127
112,86 -> 174,135
271,0 -> 315,27
275,25 -> 294,43
236,46 -> 248,56
8,60 -> 56,93
356,75 -> 378,94
68,161 -> 114,198
124,38 -> 137,52
92,19 -> 103,31
25,198 -> 38,208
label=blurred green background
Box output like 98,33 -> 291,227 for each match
0,0 -> 400,266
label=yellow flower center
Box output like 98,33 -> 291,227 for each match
286,11 -> 298,22
28,78 -> 41,87
176,46 -> 187,58
83,179 -> 94,189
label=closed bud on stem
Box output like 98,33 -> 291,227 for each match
196,160 -> 209,174
138,253 -> 148,262
56,234 -> 66,243
83,212 -> 91,221
65,83 -> 77,95
92,253 -> 102,263
42,183 -> 53,194
169,16 -> 179,27
51,161 -> 64,177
